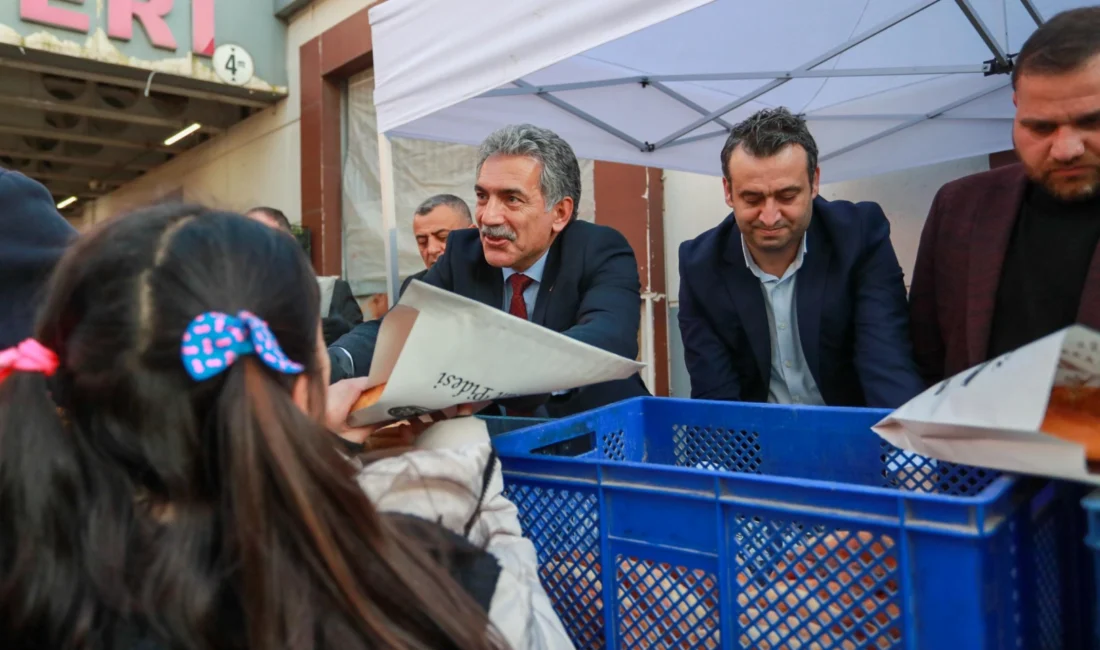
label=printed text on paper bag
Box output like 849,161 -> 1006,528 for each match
435,373 -> 517,401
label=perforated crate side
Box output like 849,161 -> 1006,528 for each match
503,480 -> 605,649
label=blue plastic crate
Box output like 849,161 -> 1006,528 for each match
1081,490 -> 1100,649
493,397 -> 1090,650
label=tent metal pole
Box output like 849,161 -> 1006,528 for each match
480,64 -> 983,98
378,131 -> 401,306
954,0 -> 1010,67
512,79 -> 648,151
648,0 -> 945,151
649,81 -> 733,131
481,76 -> 644,98
819,82 -> 1009,162
1019,0 -> 1044,25
646,65 -> 985,82
660,129 -> 729,149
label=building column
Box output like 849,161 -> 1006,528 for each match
593,162 -> 669,396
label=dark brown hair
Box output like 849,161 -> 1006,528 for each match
720,107 -> 818,184
0,204 -> 500,649
1012,6 -> 1100,88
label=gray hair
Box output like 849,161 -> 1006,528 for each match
476,124 -> 581,220
720,107 -> 818,184
413,193 -> 472,224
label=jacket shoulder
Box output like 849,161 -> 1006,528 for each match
680,214 -> 736,269
563,219 -> 631,249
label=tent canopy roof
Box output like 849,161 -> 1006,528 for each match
370,0 -> 1089,183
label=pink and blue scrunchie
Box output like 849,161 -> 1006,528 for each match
181,311 -> 304,381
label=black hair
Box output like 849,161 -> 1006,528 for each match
1013,7 -> 1100,89
719,107 -> 818,184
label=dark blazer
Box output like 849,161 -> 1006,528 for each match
0,169 -> 76,349
678,196 -> 924,408
331,219 -> 650,417
909,163 -> 1100,385
399,268 -> 429,298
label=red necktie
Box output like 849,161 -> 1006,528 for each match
508,273 -> 534,320
504,273 -> 535,417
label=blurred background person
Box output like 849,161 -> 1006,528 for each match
0,168 -> 75,350
246,206 -> 364,346
403,193 -> 476,294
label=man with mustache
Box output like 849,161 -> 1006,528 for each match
910,7 -> 1100,385
678,107 -> 923,407
328,123 -> 649,417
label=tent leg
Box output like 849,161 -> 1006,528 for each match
378,131 -> 400,306
641,293 -> 656,394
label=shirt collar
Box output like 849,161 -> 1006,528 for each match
502,248 -> 549,284
742,232 -> 808,282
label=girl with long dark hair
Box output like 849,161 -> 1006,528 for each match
0,205 -> 572,650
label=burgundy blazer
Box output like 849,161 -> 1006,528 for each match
909,163 -> 1100,385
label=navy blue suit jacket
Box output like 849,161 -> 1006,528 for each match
331,219 -> 650,417
677,197 -> 923,408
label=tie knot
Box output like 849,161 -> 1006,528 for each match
509,273 -> 534,293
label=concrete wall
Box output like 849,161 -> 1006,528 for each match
663,156 -> 991,397
84,0 -> 376,225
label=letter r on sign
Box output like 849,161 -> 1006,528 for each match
108,0 -> 177,51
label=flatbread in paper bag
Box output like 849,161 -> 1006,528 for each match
873,325 -> 1100,485
347,281 -> 645,427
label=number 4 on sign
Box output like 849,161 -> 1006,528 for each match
212,44 -> 255,87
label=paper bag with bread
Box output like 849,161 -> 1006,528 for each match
346,281 -> 645,428
873,325 -> 1100,484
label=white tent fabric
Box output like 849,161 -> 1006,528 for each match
370,0 -> 1089,184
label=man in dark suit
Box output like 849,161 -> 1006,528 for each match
0,169 -> 76,349
400,194 -> 475,297
245,206 -> 363,345
910,7 -> 1100,385
678,108 -> 923,408
329,124 -> 649,417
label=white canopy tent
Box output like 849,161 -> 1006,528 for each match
366,0 -> 1084,389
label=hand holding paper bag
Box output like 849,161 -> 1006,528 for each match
347,281 -> 645,427
873,325 -> 1100,484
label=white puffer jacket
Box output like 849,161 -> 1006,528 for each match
355,418 -> 575,650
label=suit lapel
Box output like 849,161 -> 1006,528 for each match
1077,233 -> 1100,328
722,221 -> 771,388
795,215 -> 828,388
965,167 -> 1027,366
532,235 -> 564,326
473,256 -> 504,310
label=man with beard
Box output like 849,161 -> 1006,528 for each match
909,6 -> 1100,385
328,124 -> 649,418
678,107 -> 923,408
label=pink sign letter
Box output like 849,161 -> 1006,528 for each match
107,0 -> 178,51
20,0 -> 90,33
191,0 -> 215,57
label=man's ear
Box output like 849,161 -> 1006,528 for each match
551,197 -> 573,233
722,177 -> 735,210
811,166 -> 821,199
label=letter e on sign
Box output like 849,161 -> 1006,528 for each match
21,0 -> 91,33
212,44 -> 254,86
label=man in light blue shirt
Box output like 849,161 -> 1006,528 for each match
678,108 -> 923,408
741,234 -> 825,406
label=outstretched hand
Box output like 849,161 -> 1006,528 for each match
326,377 -> 483,449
